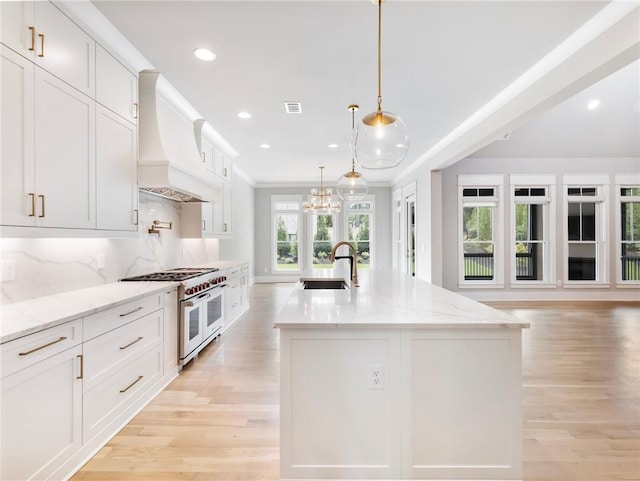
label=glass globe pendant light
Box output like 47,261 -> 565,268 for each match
352,0 -> 409,169
337,104 -> 369,201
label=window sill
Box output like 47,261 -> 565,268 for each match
510,282 -> 557,289
562,282 -> 611,288
458,283 -> 505,289
615,282 -> 640,288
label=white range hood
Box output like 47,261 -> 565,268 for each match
138,70 -> 219,202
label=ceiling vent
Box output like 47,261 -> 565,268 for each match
284,101 -> 302,114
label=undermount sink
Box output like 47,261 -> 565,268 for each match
302,279 -> 348,290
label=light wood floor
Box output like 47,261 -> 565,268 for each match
72,284 -> 640,481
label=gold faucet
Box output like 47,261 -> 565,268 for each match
329,241 -> 359,287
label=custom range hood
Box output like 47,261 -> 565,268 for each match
138,70 -> 216,202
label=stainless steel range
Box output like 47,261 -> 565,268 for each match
121,268 -> 227,365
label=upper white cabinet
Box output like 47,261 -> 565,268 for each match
1,45 -> 96,230
222,182 -> 233,235
96,105 -> 138,231
1,1 -> 96,97
200,136 -> 215,173
96,45 -> 138,124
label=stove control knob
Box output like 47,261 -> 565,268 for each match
186,288 -> 192,295
204,282 -> 210,288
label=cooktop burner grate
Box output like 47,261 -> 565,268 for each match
120,267 -> 219,282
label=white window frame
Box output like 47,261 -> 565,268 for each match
615,174 -> 640,286
562,174 -> 609,287
271,195 -> 302,274
344,196 -> 375,269
308,212 -> 339,269
458,175 -> 504,288
509,175 -> 556,288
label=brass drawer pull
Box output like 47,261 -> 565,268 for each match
133,102 -> 139,119
119,336 -> 143,350
202,220 -> 206,231
28,193 -> 36,217
19,336 -> 67,356
134,209 -> 139,226
119,306 -> 143,317
28,27 -> 35,51
77,354 -> 84,379
38,33 -> 45,57
38,194 -> 45,218
120,375 -> 143,393
223,223 -> 228,232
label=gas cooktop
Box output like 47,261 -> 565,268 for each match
120,267 -> 219,282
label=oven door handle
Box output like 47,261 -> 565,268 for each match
198,293 -> 211,300
183,301 -> 194,307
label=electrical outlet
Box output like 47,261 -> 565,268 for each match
96,253 -> 106,269
0,260 -> 16,281
368,364 -> 384,389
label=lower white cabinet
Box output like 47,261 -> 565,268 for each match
1,321 -> 83,481
224,263 -> 250,331
0,289 -> 180,481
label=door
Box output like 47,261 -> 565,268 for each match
181,299 -> 203,359
35,67 -> 96,228
96,105 -> 137,231
406,193 -> 416,276
1,45 -> 35,227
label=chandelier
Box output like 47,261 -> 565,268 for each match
352,0 -> 409,169
303,166 -> 341,213
337,105 -> 368,201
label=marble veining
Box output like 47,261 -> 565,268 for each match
0,193 -> 219,305
276,269 -> 529,329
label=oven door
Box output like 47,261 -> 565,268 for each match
180,295 -> 205,362
203,287 -> 224,340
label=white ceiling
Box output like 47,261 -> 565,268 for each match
91,0 -> 638,185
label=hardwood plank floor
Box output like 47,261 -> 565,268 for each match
72,285 -> 640,481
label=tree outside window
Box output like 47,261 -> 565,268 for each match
312,214 -> 334,268
621,187 -> 640,281
463,206 -> 494,280
348,213 -> 371,268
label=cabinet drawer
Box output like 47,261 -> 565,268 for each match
226,293 -> 244,321
227,267 -> 241,278
83,346 -> 162,442
1,319 -> 82,378
226,278 -> 242,293
84,293 -> 162,341
83,311 -> 162,392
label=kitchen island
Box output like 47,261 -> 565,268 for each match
275,269 -> 529,481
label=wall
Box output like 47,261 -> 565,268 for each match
439,156 -> 640,301
219,172 -> 255,283
0,192 -> 219,304
253,186 -> 392,281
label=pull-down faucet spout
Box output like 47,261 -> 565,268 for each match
329,241 -> 359,287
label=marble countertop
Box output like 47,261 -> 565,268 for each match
0,260 -> 249,344
275,269 -> 529,329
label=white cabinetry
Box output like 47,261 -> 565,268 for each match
96,45 -> 137,124
163,288 -> 179,374
222,182 -> 233,234
224,263 -> 250,330
1,44 -> 96,229
96,105 -> 138,231
1,320 -> 83,481
0,1 -> 95,97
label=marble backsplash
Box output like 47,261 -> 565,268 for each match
0,193 -> 219,305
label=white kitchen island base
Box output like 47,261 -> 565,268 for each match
276,270 -> 527,481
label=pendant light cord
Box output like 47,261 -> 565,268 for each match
351,107 -> 356,173
377,0 -> 382,113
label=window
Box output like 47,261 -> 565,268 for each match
564,175 -> 608,284
619,184 -> 640,282
346,201 -> 374,268
310,213 -> 336,269
458,175 -> 504,286
272,196 -> 301,272
510,176 -> 555,285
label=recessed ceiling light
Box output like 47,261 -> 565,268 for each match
260,144 -> 271,149
238,112 -> 252,119
328,143 -> 338,149
587,99 -> 600,110
193,48 -> 216,62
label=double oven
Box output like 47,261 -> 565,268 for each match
121,267 -> 227,366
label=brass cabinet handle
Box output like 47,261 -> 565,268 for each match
28,193 -> 36,217
77,354 -> 84,379
28,27 -> 36,51
119,306 -> 143,317
19,336 -> 67,356
38,33 -> 45,57
134,209 -> 139,226
120,375 -> 143,393
133,102 -> 138,119
119,336 -> 143,350
202,151 -> 206,163
202,220 -> 206,231
38,194 -> 45,218
223,223 -> 227,232
223,167 -> 228,177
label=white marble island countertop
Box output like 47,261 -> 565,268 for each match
0,281 -> 179,344
275,268 -> 529,329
